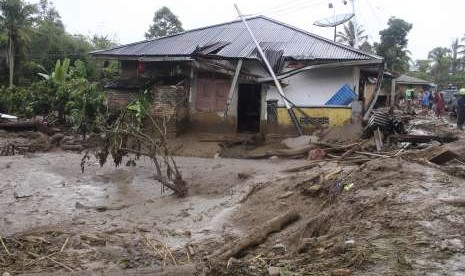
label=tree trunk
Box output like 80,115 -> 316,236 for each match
8,33 -> 15,88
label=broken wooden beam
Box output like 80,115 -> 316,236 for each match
266,145 -> 315,157
281,163 -> 320,173
0,121 -> 39,131
428,149 -> 460,165
389,134 -> 458,144
212,210 -> 300,260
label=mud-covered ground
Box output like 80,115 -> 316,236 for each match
2,116 -> 465,275
0,151 -> 309,275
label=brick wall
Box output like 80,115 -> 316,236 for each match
151,85 -> 189,138
106,89 -> 138,110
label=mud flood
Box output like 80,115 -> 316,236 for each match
2,134 -> 465,275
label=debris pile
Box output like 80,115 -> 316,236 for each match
0,120 -> 87,156
0,229 -> 192,274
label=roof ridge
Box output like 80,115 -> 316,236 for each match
93,16 -> 263,54
93,15 -> 381,61
256,15 -> 382,60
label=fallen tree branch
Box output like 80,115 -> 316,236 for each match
281,163 -> 321,173
0,235 -> 11,255
440,198 -> 465,207
266,145 -> 315,157
0,121 -> 39,131
212,210 -> 300,260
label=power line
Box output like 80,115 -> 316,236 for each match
363,0 -> 383,28
251,0 -> 315,15
260,0 -> 327,18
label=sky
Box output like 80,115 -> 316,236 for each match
32,0 -> 465,61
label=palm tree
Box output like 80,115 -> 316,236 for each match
336,21 -> 368,48
428,47 -> 451,83
0,0 -> 37,87
450,38 -> 464,73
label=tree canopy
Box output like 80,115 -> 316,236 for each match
145,6 -> 184,39
0,0 -> 37,87
375,17 -> 412,73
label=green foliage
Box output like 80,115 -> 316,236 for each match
65,78 -> 106,137
126,89 -> 152,126
145,6 -> 184,39
0,58 -> 107,138
375,17 -> 412,73
450,38 -> 463,74
428,47 -> 451,85
359,41 -> 375,54
0,80 -> 54,116
90,34 -> 117,50
0,0 -> 38,87
0,0 -> 117,87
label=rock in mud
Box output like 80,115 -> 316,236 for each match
80,232 -> 106,246
238,172 -> 251,180
440,238 -> 464,252
267,266 -> 281,276
302,184 -> 322,196
332,268 -> 352,276
48,133 -> 65,145
281,135 -> 318,149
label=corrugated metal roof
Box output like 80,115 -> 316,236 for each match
395,74 -> 433,84
93,16 -> 381,61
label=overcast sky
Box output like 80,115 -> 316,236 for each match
33,0 -> 465,60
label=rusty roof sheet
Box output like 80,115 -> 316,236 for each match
93,16 -> 381,61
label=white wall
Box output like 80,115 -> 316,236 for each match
265,67 -> 357,106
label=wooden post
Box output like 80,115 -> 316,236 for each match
234,4 -> 303,135
390,79 -> 396,107
224,59 -> 243,118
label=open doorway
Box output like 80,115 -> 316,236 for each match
237,83 -> 262,133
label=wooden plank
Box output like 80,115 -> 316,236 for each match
18,265 -> 197,276
224,59 -> 243,118
428,149 -> 459,165
389,134 -> 458,144
374,128 -> 384,152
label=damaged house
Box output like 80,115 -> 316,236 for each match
92,16 -> 383,137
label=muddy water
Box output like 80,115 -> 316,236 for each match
0,152 -> 307,250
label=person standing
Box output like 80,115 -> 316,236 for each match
434,92 -> 445,118
405,88 -> 414,113
457,88 -> 465,130
422,91 -> 430,110
428,90 -> 434,110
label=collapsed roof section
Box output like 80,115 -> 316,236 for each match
92,16 -> 381,63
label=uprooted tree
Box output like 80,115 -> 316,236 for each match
82,90 -> 187,197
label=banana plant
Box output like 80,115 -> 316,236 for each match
37,58 -> 71,84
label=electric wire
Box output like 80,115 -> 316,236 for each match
260,0 -> 328,18
251,0 -> 326,18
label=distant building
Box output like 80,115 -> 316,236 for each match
391,75 -> 436,104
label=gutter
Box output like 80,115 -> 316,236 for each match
92,55 -> 194,61
257,59 -> 384,82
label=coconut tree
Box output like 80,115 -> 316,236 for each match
450,38 -> 464,73
336,21 -> 368,48
428,47 -> 451,84
0,0 -> 37,87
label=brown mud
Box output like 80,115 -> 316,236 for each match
1,115 -> 465,275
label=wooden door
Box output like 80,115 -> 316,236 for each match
196,78 -> 230,112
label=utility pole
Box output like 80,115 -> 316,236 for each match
234,4 -> 304,135
351,0 -> 358,49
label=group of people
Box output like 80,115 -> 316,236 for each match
404,88 -> 445,118
420,90 -> 445,118
404,87 -> 465,130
